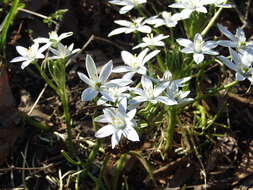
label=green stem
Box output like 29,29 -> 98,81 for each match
60,88 -> 75,154
34,62 -> 57,91
0,0 -> 20,57
201,5 -> 226,37
165,107 -> 176,151
112,154 -> 128,190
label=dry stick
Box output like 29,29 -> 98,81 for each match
0,163 -> 57,172
230,0 -> 253,29
187,127 -> 207,190
18,8 -> 50,20
243,0 -> 252,29
66,35 -> 95,67
28,83 -> 48,116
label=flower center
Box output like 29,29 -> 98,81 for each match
194,40 -> 203,53
112,118 -> 125,129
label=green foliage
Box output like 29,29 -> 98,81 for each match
43,9 -> 68,27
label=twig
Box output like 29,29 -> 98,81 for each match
18,8 -> 49,20
0,163 -> 56,172
28,83 -> 47,115
230,0 -> 253,29
66,35 -> 95,67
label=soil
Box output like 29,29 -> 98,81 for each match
1,0 -> 253,189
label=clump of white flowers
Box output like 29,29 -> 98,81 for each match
11,31 -> 79,69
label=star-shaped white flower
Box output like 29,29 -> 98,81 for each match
130,75 -> 176,105
34,31 -> 73,50
169,0 -> 209,19
95,98 -> 139,149
78,55 -> 131,101
217,24 -> 253,53
145,11 -> 186,28
109,0 -> 146,14
49,43 -> 80,59
10,43 -> 45,69
133,34 -> 169,49
177,33 -> 218,64
218,48 -> 253,83
113,48 -> 160,79
108,17 -> 152,37
164,80 -> 193,105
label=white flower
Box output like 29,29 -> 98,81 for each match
145,11 -> 186,28
177,33 -> 218,64
130,75 -> 176,105
34,31 -> 73,50
98,86 -> 130,104
217,24 -> 253,53
133,33 -> 169,49
95,98 -> 139,149
218,48 -> 253,83
49,43 -> 80,59
108,17 -> 152,37
169,0 -> 209,19
113,48 -> 160,79
78,55 -> 131,101
209,0 -> 232,8
109,0 -> 146,14
164,80 -> 192,105
10,43 -> 45,69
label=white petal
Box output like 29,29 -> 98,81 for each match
229,48 -> 241,65
99,60 -> 113,82
235,72 -> 245,81
86,55 -> 98,80
114,20 -> 131,27
16,46 -> 28,57
33,37 -> 49,44
137,25 -> 152,33
123,127 -> 139,142
181,47 -> 194,54
203,41 -> 218,50
118,97 -> 127,113
217,24 -> 237,41
141,76 -> 153,91
81,87 -> 98,101
10,56 -> 27,63
218,40 -> 237,48
157,96 -> 177,105
113,66 -> 131,73
137,48 -> 149,64
119,5 -> 134,14
111,130 -> 123,148
94,115 -> 108,123
95,125 -> 116,138
154,82 -> 169,97
193,53 -> 204,64
121,50 -> 135,65
218,55 -> 237,71
127,109 -> 136,120
108,27 -> 127,37
77,72 -> 92,86
142,50 -> 160,64
176,38 -> 193,48
21,60 -> 31,69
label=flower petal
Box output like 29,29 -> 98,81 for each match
86,55 -> 98,80
123,127 -> 139,142
95,124 -> 116,138
176,38 -> 193,48
99,60 -> 113,82
111,130 -> 123,149
77,72 -> 92,86
193,53 -> 204,64
81,87 -> 98,101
